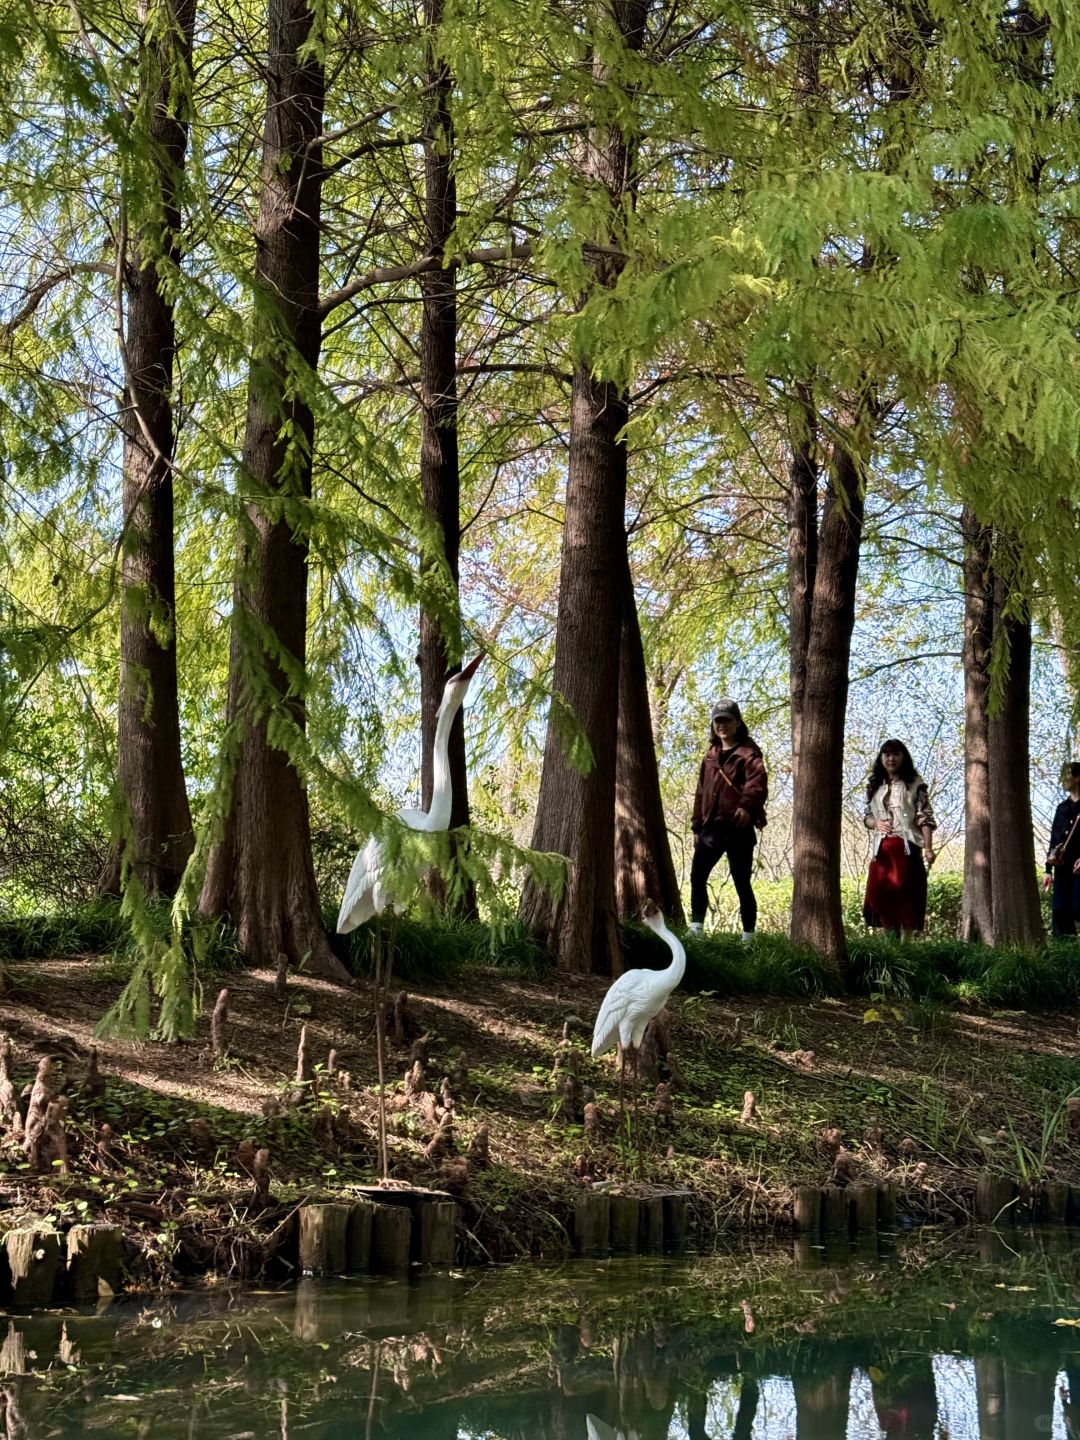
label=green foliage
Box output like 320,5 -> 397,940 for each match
4,0 -> 1080,1019
754,872 -> 965,943
332,914 -> 548,984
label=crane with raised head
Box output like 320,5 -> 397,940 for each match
336,653 -> 482,1177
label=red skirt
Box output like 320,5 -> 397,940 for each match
863,835 -> 927,931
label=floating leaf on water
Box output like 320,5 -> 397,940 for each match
1054,1317 -> 1080,1326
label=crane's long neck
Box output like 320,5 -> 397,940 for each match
427,692 -> 460,830
655,918 -> 686,987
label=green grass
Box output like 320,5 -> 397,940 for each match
0,898 -> 239,983
6,899 -> 1080,1011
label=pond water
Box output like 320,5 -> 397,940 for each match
3,1229 -> 1080,1437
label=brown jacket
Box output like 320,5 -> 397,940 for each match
692,735 -> 768,832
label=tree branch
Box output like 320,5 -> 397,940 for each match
317,242 -> 533,319
1,264 -> 115,338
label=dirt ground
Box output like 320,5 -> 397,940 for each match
3,952 -> 1080,1272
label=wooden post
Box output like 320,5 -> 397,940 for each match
609,1194 -> 640,1252
975,1174 -> 1018,1225
876,1181 -> 897,1229
574,1191 -> 611,1255
821,1186 -> 848,1233
1042,1181 -> 1069,1224
5,1229 -> 62,1306
370,1203 -> 412,1273
297,1204 -> 350,1274
639,1196 -> 665,1251
0,1321 -> 27,1374
848,1184 -> 878,1234
346,1201 -> 375,1273
793,1234 -> 823,1269
793,1186 -> 823,1234
65,1225 -> 122,1301
662,1192 -> 689,1251
415,1201 -> 456,1266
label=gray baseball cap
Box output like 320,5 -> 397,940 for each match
711,698 -> 741,722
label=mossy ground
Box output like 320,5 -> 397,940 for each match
2,917 -> 1080,1280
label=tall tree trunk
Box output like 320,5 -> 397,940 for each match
988,558 -> 1044,945
519,0 -> 650,973
732,1376 -> 759,1440
520,368 -> 629,972
793,1366 -> 853,1440
789,408 -> 871,969
108,0 -> 197,898
198,0 -> 347,982
787,383 -> 818,787
417,0 -> 474,913
975,1357 -> 1005,1440
962,506 -> 994,943
615,563 -> 683,923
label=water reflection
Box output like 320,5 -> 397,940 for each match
3,1232 -> 1080,1436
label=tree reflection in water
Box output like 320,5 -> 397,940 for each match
3,1233 -> 1080,1437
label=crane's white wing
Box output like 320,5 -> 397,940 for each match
591,962 -> 681,1056
587,1417 -> 630,1440
591,970 -> 654,1057
336,835 -> 387,933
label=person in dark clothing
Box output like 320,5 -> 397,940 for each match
689,698 -> 768,941
1044,762 -> 1080,937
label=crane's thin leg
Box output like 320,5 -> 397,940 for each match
373,917 -> 389,1181
632,1046 -> 642,1178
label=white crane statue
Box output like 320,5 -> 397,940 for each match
336,652 -> 483,933
591,902 -> 685,1152
336,652 -> 482,1177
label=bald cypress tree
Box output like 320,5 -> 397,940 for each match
107,0 -> 197,900
519,0 -> 651,975
198,0 -> 348,981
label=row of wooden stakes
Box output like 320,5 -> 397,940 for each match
574,1187 -> 693,1255
295,1192 -> 458,1275
0,1191 -> 459,1306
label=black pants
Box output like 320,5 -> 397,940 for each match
1052,865 -> 1080,937
690,823 -> 757,931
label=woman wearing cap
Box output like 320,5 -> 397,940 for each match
689,699 -> 768,941
863,739 -> 936,939
1044,762 -> 1080,937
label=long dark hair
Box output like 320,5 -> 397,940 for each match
708,719 -> 749,748
867,739 -> 917,801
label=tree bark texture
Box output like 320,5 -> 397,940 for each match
615,563 -> 683,923
520,0 -> 650,973
988,560 -> 1044,946
110,0 -> 197,897
520,368 -> 630,972
198,0 -> 347,981
417,0 -> 474,913
789,407 -> 871,969
787,383 -> 818,788
961,506 -> 994,943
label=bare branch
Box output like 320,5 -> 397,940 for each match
318,242 -> 533,319
1,264 -> 115,339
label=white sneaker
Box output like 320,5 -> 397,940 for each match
689,921 -> 705,936
741,931 -> 754,945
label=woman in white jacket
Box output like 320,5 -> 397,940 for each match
863,739 -> 937,938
